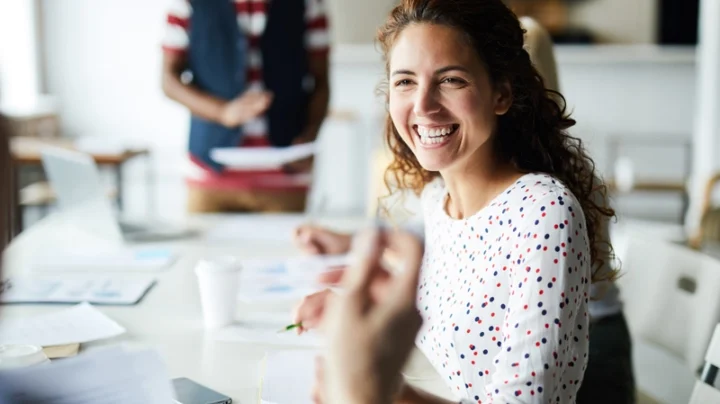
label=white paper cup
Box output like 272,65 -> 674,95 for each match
195,256 -> 241,328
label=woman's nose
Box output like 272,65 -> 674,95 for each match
412,86 -> 442,117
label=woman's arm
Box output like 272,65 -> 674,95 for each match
482,192 -> 591,403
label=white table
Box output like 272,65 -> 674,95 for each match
1,213 -> 454,403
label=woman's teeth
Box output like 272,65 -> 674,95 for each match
417,125 -> 456,145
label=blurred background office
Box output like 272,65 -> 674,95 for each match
2,0 -> 720,403
0,0 -> 711,226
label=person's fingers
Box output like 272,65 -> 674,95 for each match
317,267 -> 346,285
292,289 -> 331,330
387,230 -> 424,299
294,226 -> 323,255
373,232 -> 423,320
318,289 -> 342,333
342,228 -> 384,296
368,268 -> 392,302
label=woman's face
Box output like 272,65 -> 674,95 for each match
388,23 -> 511,173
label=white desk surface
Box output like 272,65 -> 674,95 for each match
1,213 -> 454,403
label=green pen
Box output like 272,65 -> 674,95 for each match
277,322 -> 302,333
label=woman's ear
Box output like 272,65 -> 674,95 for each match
493,79 -> 513,116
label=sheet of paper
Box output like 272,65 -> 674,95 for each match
241,255 -> 348,277
30,247 -> 177,272
237,255 -> 349,303
0,302 -> 126,346
261,350 -> 317,404
0,347 -> 175,403
204,215 -> 306,243
211,142 -> 316,170
214,312 -> 323,348
0,276 -> 156,305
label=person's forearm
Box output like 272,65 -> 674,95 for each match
162,73 -> 228,125
396,385 -> 456,404
302,81 -> 330,141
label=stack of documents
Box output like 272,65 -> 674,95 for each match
0,347 -> 174,403
0,303 -> 126,347
211,142 -> 316,170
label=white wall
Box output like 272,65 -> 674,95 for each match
41,0 -> 188,147
0,0 -> 41,107
327,0 -> 395,44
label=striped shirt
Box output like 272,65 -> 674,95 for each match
162,0 -> 330,190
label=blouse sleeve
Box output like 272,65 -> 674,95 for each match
484,191 -> 591,403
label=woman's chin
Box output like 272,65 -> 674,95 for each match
416,154 -> 451,173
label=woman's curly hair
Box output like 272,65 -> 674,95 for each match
377,0 -> 616,282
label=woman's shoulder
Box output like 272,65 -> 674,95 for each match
510,173 -> 583,215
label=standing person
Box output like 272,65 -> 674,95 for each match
161,0 -> 331,212
294,0 -> 619,402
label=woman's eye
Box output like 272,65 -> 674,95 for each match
395,79 -> 413,86
442,77 -> 465,85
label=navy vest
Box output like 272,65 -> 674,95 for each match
188,0 -> 310,172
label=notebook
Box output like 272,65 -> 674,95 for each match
260,350 -> 317,404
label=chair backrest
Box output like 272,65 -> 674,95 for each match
519,16 -> 560,93
689,324 -> 720,403
617,235 -> 720,372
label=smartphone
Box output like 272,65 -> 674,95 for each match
172,377 -> 232,404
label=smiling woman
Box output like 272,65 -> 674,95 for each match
373,0 -> 615,403
292,1 -> 619,403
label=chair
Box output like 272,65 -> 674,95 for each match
689,323 -> 720,403
615,233 -> 720,403
690,174 -> 720,249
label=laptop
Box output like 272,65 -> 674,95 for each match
40,146 -> 198,243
